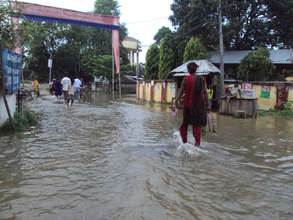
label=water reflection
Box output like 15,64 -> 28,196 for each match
0,93 -> 293,219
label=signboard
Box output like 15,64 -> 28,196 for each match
241,89 -> 256,99
260,86 -> 271,99
48,58 -> 53,68
2,48 -> 22,94
242,83 -> 252,90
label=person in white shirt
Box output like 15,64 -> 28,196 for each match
67,79 -> 75,106
74,76 -> 82,101
61,75 -> 71,103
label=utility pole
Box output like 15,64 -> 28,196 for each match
112,47 -> 115,100
48,53 -> 52,84
219,0 -> 225,97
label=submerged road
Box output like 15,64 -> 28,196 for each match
1,93 -> 293,219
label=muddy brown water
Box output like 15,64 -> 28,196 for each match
0,93 -> 293,220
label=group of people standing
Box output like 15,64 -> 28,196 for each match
50,75 -> 82,106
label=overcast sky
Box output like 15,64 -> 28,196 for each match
20,0 -> 174,63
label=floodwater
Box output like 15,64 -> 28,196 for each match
1,93 -> 293,220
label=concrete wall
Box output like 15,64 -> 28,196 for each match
288,86 -> 293,102
166,82 -> 176,103
253,85 -> 277,110
0,94 -> 16,127
154,82 -> 162,103
137,80 -> 293,110
137,80 -> 176,103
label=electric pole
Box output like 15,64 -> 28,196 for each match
219,0 -> 225,97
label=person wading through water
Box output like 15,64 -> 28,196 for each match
172,62 -> 208,146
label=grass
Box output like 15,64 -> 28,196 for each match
258,109 -> 293,117
257,102 -> 293,117
1,109 -> 38,132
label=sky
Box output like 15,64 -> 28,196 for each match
20,0 -> 174,63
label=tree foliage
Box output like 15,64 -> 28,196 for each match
145,43 -> 159,80
154,26 -> 172,45
222,0 -> 274,50
266,0 -> 293,48
169,0 -> 218,50
0,0 -> 15,49
183,37 -> 208,62
169,0 -> 293,50
238,47 -> 276,81
84,55 -> 133,83
94,0 -> 120,16
158,37 -> 175,79
18,0 -> 129,83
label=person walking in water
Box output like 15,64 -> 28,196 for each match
32,77 -> 40,100
172,62 -> 208,146
67,79 -> 75,107
53,78 -> 62,99
74,76 -> 82,102
61,74 -> 71,104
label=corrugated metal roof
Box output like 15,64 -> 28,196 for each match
171,59 -> 220,77
209,49 -> 293,64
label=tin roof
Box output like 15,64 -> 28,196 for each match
208,49 -> 293,64
171,59 -> 220,77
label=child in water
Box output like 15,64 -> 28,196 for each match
207,109 -> 217,132
207,84 -> 216,132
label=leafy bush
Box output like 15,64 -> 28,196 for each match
23,109 -> 38,125
283,101 -> 293,110
1,109 -> 38,132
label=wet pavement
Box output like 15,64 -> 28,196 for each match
0,93 -> 293,219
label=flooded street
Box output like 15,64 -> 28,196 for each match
1,93 -> 293,220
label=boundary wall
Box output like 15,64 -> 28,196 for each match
137,79 -> 293,110
136,80 -> 176,104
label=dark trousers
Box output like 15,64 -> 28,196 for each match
179,124 -> 201,146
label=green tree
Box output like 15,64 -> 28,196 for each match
266,0 -> 293,48
223,0 -> 274,49
94,0 -> 120,16
169,0 -> 218,50
158,38 -> 175,79
238,47 -> 276,81
154,26 -> 172,44
0,0 -> 15,49
145,43 -> 159,80
20,21 -> 69,81
169,0 -> 291,50
84,55 -> 132,83
183,37 -> 207,62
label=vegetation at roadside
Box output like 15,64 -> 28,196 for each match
258,102 -> 293,117
1,109 -> 38,132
